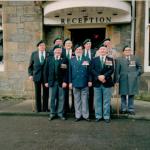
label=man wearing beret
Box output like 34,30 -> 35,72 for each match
49,36 -> 64,57
62,39 -> 75,117
91,45 -> 114,123
114,46 -> 143,115
83,39 -> 96,115
44,45 -> 68,120
69,44 -> 92,121
28,40 -> 49,112
102,38 -> 120,59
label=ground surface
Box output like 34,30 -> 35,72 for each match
0,116 -> 149,150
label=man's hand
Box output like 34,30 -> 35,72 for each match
98,75 -> 105,82
45,83 -> 49,88
29,76 -> 33,81
88,82 -> 92,87
62,82 -> 67,88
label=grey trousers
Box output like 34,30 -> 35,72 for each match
73,87 -> 89,119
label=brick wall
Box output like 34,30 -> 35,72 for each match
0,1 -> 43,97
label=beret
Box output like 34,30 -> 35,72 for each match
63,38 -> 71,45
53,45 -> 62,51
74,44 -> 82,51
83,39 -> 91,45
53,36 -> 62,44
37,40 -> 45,47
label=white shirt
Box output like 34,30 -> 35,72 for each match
54,55 -> 60,60
66,49 -> 72,58
39,51 -> 46,62
100,55 -> 106,63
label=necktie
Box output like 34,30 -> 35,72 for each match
101,56 -> 104,68
67,51 -> 70,59
78,56 -> 81,62
86,52 -> 90,59
41,52 -> 44,64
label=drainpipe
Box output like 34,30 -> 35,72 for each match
131,0 -> 135,54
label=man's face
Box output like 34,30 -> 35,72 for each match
104,40 -> 111,48
38,43 -> 46,52
65,41 -> 72,49
54,48 -> 62,56
98,46 -> 107,56
55,39 -> 62,46
75,46 -> 83,56
84,42 -> 91,50
123,47 -> 132,56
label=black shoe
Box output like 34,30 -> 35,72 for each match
95,118 -> 101,122
59,116 -> 66,120
121,111 -> 127,114
104,119 -> 110,123
84,118 -> 90,122
48,115 -> 55,121
128,111 -> 135,115
75,118 -> 81,122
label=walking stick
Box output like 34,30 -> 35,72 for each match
31,81 -> 35,112
69,89 -> 72,111
115,84 -> 119,117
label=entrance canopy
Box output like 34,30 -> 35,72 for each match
44,0 -> 131,25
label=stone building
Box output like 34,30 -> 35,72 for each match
0,0 -> 149,98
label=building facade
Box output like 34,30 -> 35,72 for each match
0,0 -> 149,97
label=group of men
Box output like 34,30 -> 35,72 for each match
28,37 -> 143,123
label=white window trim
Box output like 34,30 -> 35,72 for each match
144,0 -> 150,72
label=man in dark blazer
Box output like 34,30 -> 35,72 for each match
114,46 -> 143,115
44,45 -> 68,120
49,36 -> 65,57
28,40 -> 49,112
83,39 -> 96,115
62,38 -> 75,117
91,45 -> 114,123
69,44 -> 92,121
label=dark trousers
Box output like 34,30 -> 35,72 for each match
89,87 -> 94,115
34,81 -> 49,112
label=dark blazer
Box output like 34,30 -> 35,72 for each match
83,49 -> 96,60
28,50 -> 49,82
69,56 -> 92,88
61,48 -> 75,59
44,56 -> 68,87
91,56 -> 114,87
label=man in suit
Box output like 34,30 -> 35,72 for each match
62,38 -> 75,117
83,39 -> 96,116
49,36 -> 64,57
69,44 -> 92,122
91,45 -> 114,123
28,40 -> 49,112
102,38 -> 120,59
44,45 -> 68,120
114,46 -> 143,115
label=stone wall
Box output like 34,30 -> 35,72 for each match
0,1 -> 43,97
106,24 -> 131,55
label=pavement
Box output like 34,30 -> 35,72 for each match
0,98 -> 150,120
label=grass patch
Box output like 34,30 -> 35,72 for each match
135,92 -> 150,102
0,96 -> 26,102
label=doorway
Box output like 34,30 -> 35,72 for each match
70,28 -> 106,49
